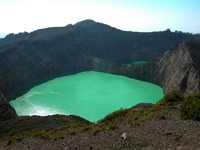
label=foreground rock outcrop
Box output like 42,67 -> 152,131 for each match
0,91 -> 16,121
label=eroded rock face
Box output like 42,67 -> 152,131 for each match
151,42 -> 200,94
0,91 -> 17,122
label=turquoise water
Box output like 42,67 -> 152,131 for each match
10,71 -> 163,122
122,61 -> 149,65
132,61 -> 149,64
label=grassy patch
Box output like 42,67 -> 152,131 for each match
90,109 -> 128,135
98,109 -> 128,124
1,122 -> 91,143
130,104 -> 160,126
129,92 -> 183,126
2,130 -> 50,143
159,91 -> 184,107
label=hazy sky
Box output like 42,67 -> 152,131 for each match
0,0 -> 199,37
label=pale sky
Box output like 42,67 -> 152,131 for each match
0,0 -> 200,37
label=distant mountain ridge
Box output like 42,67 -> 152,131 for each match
1,20 -> 200,63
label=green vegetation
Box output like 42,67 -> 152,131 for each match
130,91 -> 184,126
90,109 -> 128,135
98,108 -> 128,125
0,114 -> 91,143
130,104 -> 166,126
159,91 -> 184,107
2,123 -> 91,143
180,91 -> 200,121
158,90 -> 200,121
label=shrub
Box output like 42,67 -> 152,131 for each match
180,91 -> 200,121
160,91 -> 184,106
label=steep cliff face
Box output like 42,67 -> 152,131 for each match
151,42 -> 200,94
0,91 -> 17,121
